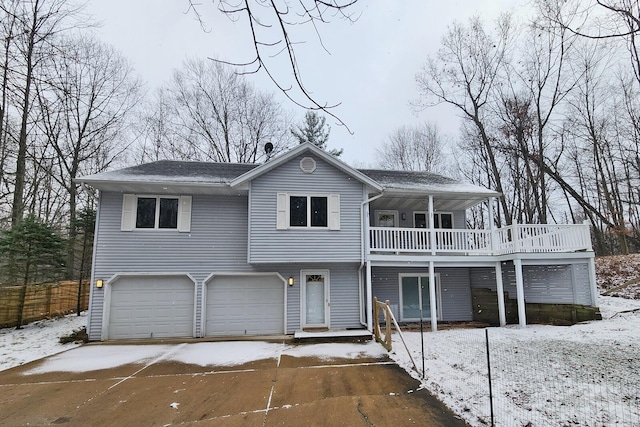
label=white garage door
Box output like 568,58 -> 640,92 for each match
108,275 -> 195,340
206,275 -> 284,336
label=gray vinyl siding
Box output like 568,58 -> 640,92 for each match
254,263 -> 361,333
249,154 -> 364,263
371,267 -> 473,321
572,263 -> 592,305
88,190 -> 362,340
89,191 -> 253,340
469,262 -> 593,305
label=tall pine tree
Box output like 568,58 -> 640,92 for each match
291,111 -> 343,157
0,215 -> 66,328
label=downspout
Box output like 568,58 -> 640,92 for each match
85,187 -> 101,341
359,191 -> 384,328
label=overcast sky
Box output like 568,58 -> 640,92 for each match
85,1 -> 530,167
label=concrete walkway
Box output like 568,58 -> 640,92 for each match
0,343 -> 468,426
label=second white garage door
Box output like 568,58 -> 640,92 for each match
205,275 -> 284,336
108,275 -> 195,340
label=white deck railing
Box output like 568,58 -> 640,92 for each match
369,223 -> 592,255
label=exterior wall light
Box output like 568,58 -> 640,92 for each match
96,279 -> 104,288
288,276 -> 294,286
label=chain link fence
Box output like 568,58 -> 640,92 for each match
392,322 -> 640,426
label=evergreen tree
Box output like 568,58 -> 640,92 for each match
291,111 -> 343,157
0,215 -> 66,328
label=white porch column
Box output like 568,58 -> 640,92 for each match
495,261 -> 506,327
428,195 -> 435,255
429,260 -> 437,331
488,197 -> 497,254
366,261 -> 373,332
513,258 -> 527,327
588,256 -> 599,307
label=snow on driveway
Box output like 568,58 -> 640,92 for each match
2,296 -> 639,426
20,340 -> 387,375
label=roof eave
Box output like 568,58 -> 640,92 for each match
381,187 -> 502,198
76,177 -> 231,190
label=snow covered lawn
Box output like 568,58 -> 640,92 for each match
389,296 -> 640,426
0,313 -> 87,371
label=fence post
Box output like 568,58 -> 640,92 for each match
45,285 -> 53,317
485,329 -> 495,427
385,300 -> 392,349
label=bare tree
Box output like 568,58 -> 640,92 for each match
415,15 -> 514,225
1,0 -> 82,227
133,88 -> 191,163
164,58 -> 293,163
35,35 -> 142,277
187,1 -> 359,129
376,122 -> 446,173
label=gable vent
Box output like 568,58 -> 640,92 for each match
300,157 -> 317,174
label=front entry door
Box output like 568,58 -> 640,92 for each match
302,270 -> 329,328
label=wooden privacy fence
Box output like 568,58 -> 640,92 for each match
0,281 -> 89,328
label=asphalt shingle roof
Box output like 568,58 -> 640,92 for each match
79,160 -> 497,196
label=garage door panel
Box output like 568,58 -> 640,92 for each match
206,275 -> 284,336
108,276 -> 195,340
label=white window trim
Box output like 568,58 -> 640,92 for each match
276,193 -> 340,230
398,273 -> 442,321
375,210 -> 399,227
121,194 -> 191,232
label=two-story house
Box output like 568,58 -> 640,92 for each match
78,142 -> 598,341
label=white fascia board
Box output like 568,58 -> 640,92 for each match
77,178 -> 230,192
382,188 -> 502,198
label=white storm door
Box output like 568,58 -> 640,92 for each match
302,270 -> 329,328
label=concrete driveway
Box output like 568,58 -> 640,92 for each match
0,341 -> 468,426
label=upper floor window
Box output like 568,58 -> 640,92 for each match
290,196 -> 327,227
277,193 -> 340,230
121,194 -> 192,232
136,197 -> 179,229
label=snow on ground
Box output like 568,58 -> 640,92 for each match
0,313 -> 87,372
389,295 -> 640,427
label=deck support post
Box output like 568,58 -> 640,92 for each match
495,261 -> 506,326
366,261 -> 373,332
587,256 -> 598,307
514,258 -> 527,327
429,260 -> 437,332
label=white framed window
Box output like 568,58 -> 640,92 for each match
375,210 -> 399,227
276,193 -> 340,230
399,273 -> 442,321
434,212 -> 453,229
413,211 -> 453,229
121,194 -> 191,232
